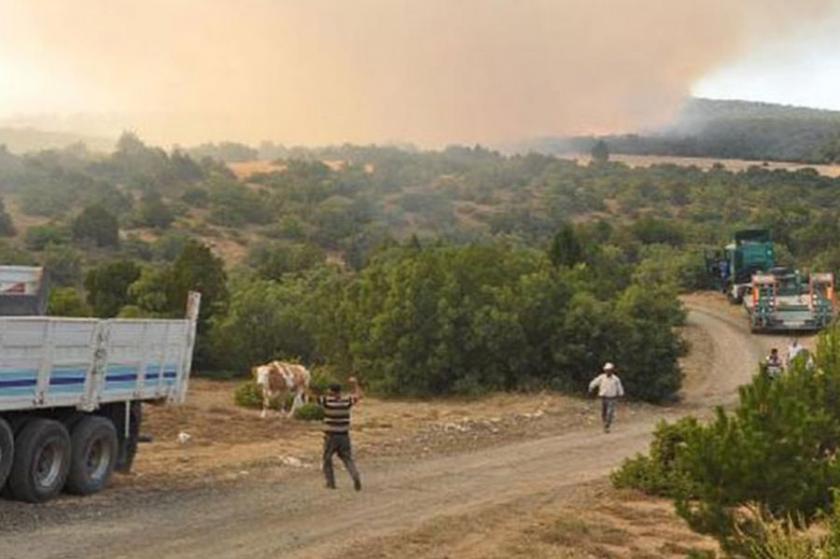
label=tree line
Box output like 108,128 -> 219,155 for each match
3,134 -> 840,401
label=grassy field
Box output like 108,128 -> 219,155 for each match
573,152 -> 840,177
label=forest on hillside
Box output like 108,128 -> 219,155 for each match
531,98 -> 840,164
1,134 -> 840,400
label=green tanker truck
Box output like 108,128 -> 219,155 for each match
706,229 -> 776,303
707,229 -> 835,332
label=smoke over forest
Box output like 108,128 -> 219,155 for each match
0,0 -> 836,145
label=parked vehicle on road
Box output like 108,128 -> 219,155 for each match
0,266 -> 200,503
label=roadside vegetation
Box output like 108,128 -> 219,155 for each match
614,325 -> 840,556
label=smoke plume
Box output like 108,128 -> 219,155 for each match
0,0 -> 835,146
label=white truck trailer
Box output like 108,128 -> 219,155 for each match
0,274 -> 200,503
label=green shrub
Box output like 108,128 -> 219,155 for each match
72,204 -> 119,247
233,380 -> 281,410
611,417 -> 700,497
47,287 -> 92,317
616,325 -> 840,552
685,551 -> 716,559
293,402 -> 325,421
309,366 -> 339,396
25,224 -> 69,250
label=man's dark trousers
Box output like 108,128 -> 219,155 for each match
323,433 -> 361,489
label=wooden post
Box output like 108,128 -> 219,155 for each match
173,291 -> 201,404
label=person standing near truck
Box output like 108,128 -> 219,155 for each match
765,348 -> 784,379
588,363 -> 625,433
787,339 -> 804,368
317,377 -> 363,491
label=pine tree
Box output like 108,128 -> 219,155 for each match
549,224 -> 584,268
590,140 -> 610,164
0,197 -> 15,237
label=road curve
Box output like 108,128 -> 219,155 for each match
0,300 -> 778,559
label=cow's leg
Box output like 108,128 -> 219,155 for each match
288,389 -> 303,418
261,388 -> 270,419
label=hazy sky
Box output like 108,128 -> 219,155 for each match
1,0 -> 838,146
694,7 -> 840,111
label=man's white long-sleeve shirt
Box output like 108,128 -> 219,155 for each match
589,374 -> 624,398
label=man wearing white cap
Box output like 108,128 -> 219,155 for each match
588,362 -> 625,433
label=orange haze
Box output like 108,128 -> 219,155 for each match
0,0 -> 835,146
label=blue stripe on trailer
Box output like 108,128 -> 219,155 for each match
145,365 -> 178,382
0,378 -> 38,388
105,364 -> 139,392
50,367 -> 87,383
0,370 -> 37,397
0,368 -> 38,392
106,373 -> 138,382
49,377 -> 86,386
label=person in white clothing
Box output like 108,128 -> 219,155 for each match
787,339 -> 804,368
589,362 -> 625,433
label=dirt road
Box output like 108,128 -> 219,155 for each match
0,297 -> 799,558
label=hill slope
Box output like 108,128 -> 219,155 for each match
0,126 -> 114,154
525,98 -> 840,164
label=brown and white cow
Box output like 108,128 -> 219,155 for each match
252,361 -> 311,419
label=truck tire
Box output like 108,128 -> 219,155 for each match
8,419 -> 71,503
0,418 -> 13,491
65,416 -> 118,496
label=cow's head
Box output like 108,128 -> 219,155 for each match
254,365 -> 273,387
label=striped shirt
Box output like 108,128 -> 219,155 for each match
318,395 -> 358,434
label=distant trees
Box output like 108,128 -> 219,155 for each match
8,134 -> 840,410
25,225 -> 69,251
207,178 -> 272,226
545,99 -> 840,164
590,140 -> 610,164
248,241 -> 326,280
210,278 -> 316,371
136,191 -> 174,229
100,132 -> 207,190
549,224 -> 584,268
44,244 -> 83,287
84,260 -> 141,317
0,197 -> 15,237
47,288 -> 92,317
72,205 -> 119,247
168,240 -> 228,324
321,243 -> 684,400
186,142 -> 258,163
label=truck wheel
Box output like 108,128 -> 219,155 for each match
0,418 -> 13,491
65,416 -> 118,495
8,419 -> 71,503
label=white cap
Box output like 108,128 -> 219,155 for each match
603,362 -> 616,372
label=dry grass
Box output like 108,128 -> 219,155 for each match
227,160 -> 286,179
573,153 -> 840,178
338,482 -> 719,559
124,379 -> 591,489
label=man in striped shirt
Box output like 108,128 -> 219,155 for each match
317,377 -> 362,491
